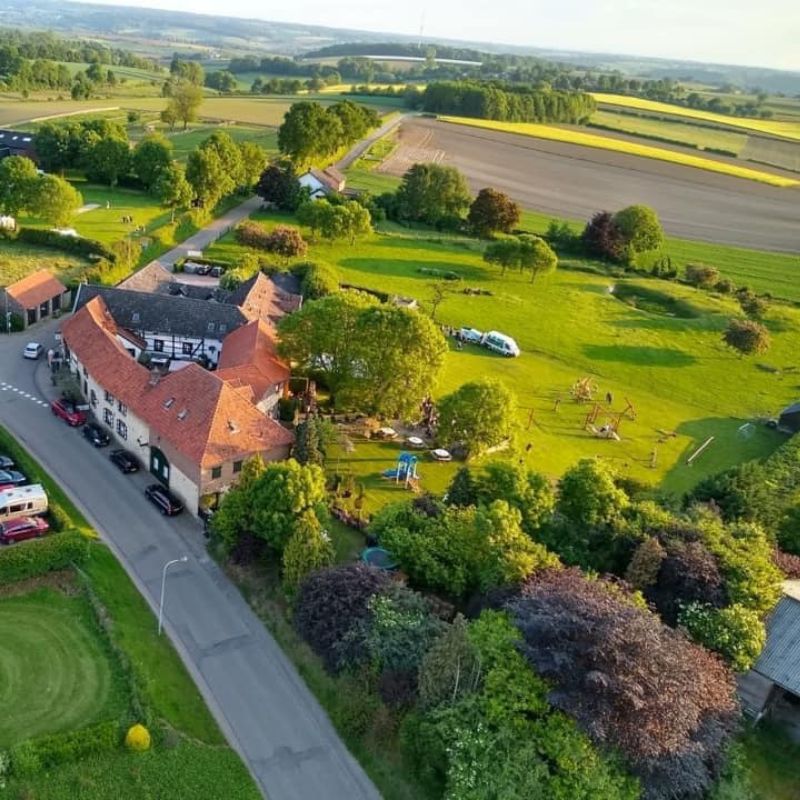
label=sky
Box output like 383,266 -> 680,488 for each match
83,0 -> 799,71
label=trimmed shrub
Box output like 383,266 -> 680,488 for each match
47,502 -> 72,532
124,723 -> 151,752
292,260 -> 339,299
16,227 -> 115,262
0,530 -> 88,583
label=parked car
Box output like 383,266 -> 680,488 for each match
144,484 -> 184,516
458,327 -> 484,344
23,342 -> 43,360
110,449 -> 140,473
0,469 -> 26,486
51,398 -> 87,427
209,265 -> 226,278
483,331 -> 521,357
82,422 -> 111,448
0,455 -> 14,469
0,515 -> 50,544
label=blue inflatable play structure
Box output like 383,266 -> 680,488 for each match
381,452 -> 419,488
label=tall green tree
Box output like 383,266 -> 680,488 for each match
84,136 -> 131,188
238,141 -> 268,190
613,204 -> 664,254
282,511 -> 334,596
278,101 -> 344,165
185,147 -> 228,207
395,163 -> 471,226
163,81 -> 203,130
32,174 -> 82,226
437,378 -> 517,458
0,155 -> 39,216
199,131 -> 244,189
154,161 -> 193,220
132,133 -> 173,192
518,235 -> 558,283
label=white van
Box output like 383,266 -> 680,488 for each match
0,484 -> 48,524
484,331 -> 521,358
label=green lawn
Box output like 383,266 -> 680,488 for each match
0,587 -> 129,746
167,123 -> 278,161
743,723 -> 800,800
208,214 -> 796,502
0,239 -> 90,285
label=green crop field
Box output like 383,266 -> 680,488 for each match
0,587 -> 128,746
207,212 -> 799,507
167,123 -> 278,160
439,116 -> 799,187
592,93 -> 800,141
589,110 -> 749,154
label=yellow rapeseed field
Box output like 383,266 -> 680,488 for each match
591,93 -> 800,141
439,115 -> 800,188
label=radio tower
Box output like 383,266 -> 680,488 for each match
418,10 -> 426,49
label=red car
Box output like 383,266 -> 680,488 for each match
51,398 -> 87,427
0,516 -> 50,545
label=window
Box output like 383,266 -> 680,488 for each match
207,322 -> 215,333
117,400 -> 127,416
182,341 -> 193,356
90,389 -> 97,407
104,390 -> 114,404
219,323 -> 227,334
163,397 -> 175,409
233,460 -> 243,474
211,466 -> 222,480
82,366 -> 87,377
131,312 -> 140,323
116,420 -> 128,440
153,339 -> 164,352
103,408 -> 113,426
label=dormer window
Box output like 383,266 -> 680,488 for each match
219,323 -> 227,334
163,397 -> 175,409
132,312 -> 140,323
207,322 -> 215,333
178,409 -> 188,421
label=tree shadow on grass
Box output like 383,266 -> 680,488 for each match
338,257 -> 491,282
583,344 -> 698,367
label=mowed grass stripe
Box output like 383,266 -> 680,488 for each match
591,93 -> 800,141
0,588 -> 127,746
439,116 -> 800,187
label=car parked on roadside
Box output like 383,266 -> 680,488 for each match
0,516 -> 50,544
23,342 -> 43,360
0,455 -> 14,470
51,398 -> 87,427
82,422 -> 111,448
0,469 -> 26,486
110,449 -> 140,473
458,327 -> 484,344
144,484 -> 184,516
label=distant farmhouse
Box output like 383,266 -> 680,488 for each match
63,274 -> 299,514
298,166 -> 347,199
0,129 -> 37,162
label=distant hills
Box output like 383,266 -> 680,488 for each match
1,0 -> 798,94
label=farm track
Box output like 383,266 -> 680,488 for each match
391,118 -> 800,253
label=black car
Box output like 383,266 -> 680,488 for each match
0,455 -> 14,470
144,484 -> 184,516
0,469 -> 25,486
110,449 -> 141,473
82,422 -> 111,448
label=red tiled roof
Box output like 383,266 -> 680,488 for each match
5,270 -> 67,310
63,298 -> 293,468
217,319 -> 290,399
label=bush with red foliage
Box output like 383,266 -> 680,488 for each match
234,221 -> 271,250
511,568 -> 738,800
774,548 -> 800,578
293,563 -> 391,672
581,210 -> 627,262
264,225 -> 307,261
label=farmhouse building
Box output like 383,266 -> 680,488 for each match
0,129 -> 37,162
739,585 -> 800,724
298,166 -> 347,199
1,269 -> 69,329
62,294 -> 294,513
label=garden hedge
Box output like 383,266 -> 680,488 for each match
16,228 -> 115,262
0,530 -> 88,583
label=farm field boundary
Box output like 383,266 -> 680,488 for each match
438,116 -> 800,187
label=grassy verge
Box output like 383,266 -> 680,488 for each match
591,93 -> 800,141
438,116 -> 799,187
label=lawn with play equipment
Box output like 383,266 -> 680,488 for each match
207,212 -> 798,504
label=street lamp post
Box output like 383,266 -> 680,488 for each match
158,555 -> 188,636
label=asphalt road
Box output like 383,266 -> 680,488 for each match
335,112 -> 410,171
0,321 -> 380,800
399,118 -> 800,253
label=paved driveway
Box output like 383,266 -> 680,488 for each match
0,322 -> 380,800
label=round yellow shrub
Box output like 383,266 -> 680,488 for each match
125,724 -> 151,752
